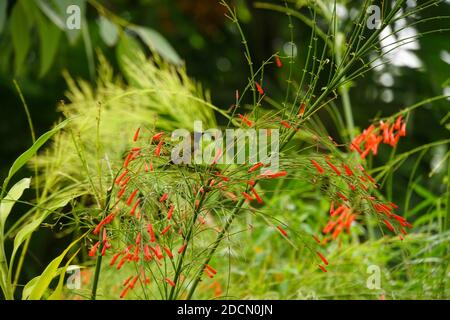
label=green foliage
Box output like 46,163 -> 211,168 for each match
0,0 -> 449,301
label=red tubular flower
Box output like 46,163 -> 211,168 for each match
400,123 -> 406,137
161,224 -> 172,236
277,226 -> 288,237
120,176 -> 131,187
115,170 -> 128,185
144,245 -> 153,261
117,256 -> 127,270
255,82 -> 264,95
310,160 -> 324,174
383,219 -> 395,232
242,191 -> 254,202
343,164 -> 353,176
363,172 -> 376,184
130,199 -> 141,215
133,128 -> 140,142
275,55 -> 282,68
331,225 -> 343,240
238,114 -> 254,127
120,286 -> 130,299
123,276 -> 132,287
167,205 -> 174,220
389,202 -> 399,209
312,235 -> 321,244
394,115 -> 402,130
129,275 -> 139,289
163,247 -> 173,259
151,244 -> 164,260
93,223 -> 104,236
318,265 -> 327,273
135,233 -> 141,245
325,160 -> 341,175
123,152 -> 133,168
205,264 -> 217,275
331,205 -> 346,217
248,162 -> 263,173
322,220 -> 337,234
88,241 -> 100,257
101,243 -> 108,256
259,170 -> 287,179
159,193 -> 168,203
317,251 -> 329,265
152,132 -> 164,142
147,224 -> 156,242
178,243 -> 187,254
329,201 -> 335,215
154,140 -> 164,156
280,120 -> 291,129
109,252 -> 122,266
204,268 -> 214,278
337,192 -> 348,202
298,103 -> 306,117
165,278 -> 176,287
251,188 -> 263,204
126,189 -> 138,206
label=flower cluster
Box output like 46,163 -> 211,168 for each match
351,115 -> 407,159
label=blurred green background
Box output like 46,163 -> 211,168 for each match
0,0 -> 449,298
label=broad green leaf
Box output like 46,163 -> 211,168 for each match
129,26 -> 183,65
10,1 -> 33,75
48,251 -> 80,300
22,267 -> 65,300
22,276 -> 40,300
27,234 -> 84,300
35,0 -> 66,29
0,0 -> 7,34
98,16 -> 119,47
3,118 -> 71,191
36,10 -> 62,77
0,178 -> 31,228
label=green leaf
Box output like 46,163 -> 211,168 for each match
47,250 -> 80,300
3,118 -> 71,192
98,16 -> 119,47
35,0 -> 66,29
22,276 -> 40,300
129,26 -> 183,65
0,178 -> 31,228
36,11 -> 62,77
0,0 -> 7,34
26,234 -> 83,300
10,1 -> 33,75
